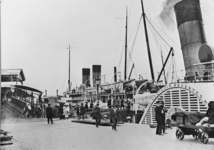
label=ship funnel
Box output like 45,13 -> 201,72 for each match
174,0 -> 207,76
82,68 -> 90,87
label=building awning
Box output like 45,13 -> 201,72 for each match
15,85 -> 42,94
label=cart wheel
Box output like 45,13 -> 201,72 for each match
199,132 -> 209,144
176,129 -> 184,140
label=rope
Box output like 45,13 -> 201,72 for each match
146,16 -> 171,48
127,16 -> 142,70
148,0 -> 167,33
117,43 -> 125,70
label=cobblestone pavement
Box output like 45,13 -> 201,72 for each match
1,118 -> 214,150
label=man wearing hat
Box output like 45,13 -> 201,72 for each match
160,101 -> 167,134
155,101 -> 163,135
90,103 -> 102,127
46,104 -> 54,124
110,105 -> 119,131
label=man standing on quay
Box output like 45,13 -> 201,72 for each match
110,105 -> 119,131
46,104 -> 54,124
80,103 -> 85,120
155,101 -> 163,135
160,101 -> 167,134
91,104 -> 102,128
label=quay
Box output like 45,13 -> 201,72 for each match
1,118 -> 214,150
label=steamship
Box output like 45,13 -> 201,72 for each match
138,0 -> 214,125
63,0 -> 214,124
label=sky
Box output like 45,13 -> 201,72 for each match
2,0 -> 214,96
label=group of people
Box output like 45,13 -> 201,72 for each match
23,103 -> 43,118
90,103 -> 119,131
57,101 -> 94,120
58,104 -> 70,119
27,100 -> 120,130
76,103 -> 87,120
107,98 -> 126,110
155,101 -> 167,135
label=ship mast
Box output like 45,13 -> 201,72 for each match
124,7 -> 128,81
68,45 -> 71,91
140,0 -> 155,81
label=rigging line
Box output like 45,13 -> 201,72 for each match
128,0 -> 134,19
127,49 -> 132,71
145,16 -> 171,48
172,57 -> 178,81
61,73 -> 67,89
173,57 -> 178,79
118,45 -> 125,70
145,15 -> 181,49
128,16 -> 142,62
127,15 -> 142,42
127,16 -> 142,71
171,56 -> 175,82
148,17 -> 163,60
204,21 -> 214,30
148,0 -> 166,33
133,65 -> 138,79
202,6 -> 214,26
149,0 -> 196,51
166,57 -> 173,82
157,32 -> 169,56
129,16 -> 142,55
148,20 -> 170,83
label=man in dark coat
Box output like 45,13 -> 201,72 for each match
80,103 -> 85,120
110,105 -> 119,131
46,104 -> 54,124
58,105 -> 63,119
90,104 -> 102,127
121,99 -> 124,110
155,101 -> 163,135
126,102 -> 131,117
76,105 -> 80,119
107,99 -> 111,108
90,101 -> 94,108
85,102 -> 88,118
160,101 -> 167,134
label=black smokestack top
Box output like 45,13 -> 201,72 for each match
174,0 -> 203,27
114,67 -> 117,82
92,65 -> 101,87
82,68 -> 90,86
82,68 -> 90,75
159,0 -> 181,28
92,65 -> 101,73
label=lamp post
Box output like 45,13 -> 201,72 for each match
95,78 -> 100,103
110,72 -> 121,106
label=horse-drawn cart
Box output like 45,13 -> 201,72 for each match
171,111 -> 214,144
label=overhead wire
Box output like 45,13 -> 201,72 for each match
127,16 -> 142,71
146,16 -> 171,48
148,0 -> 166,33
